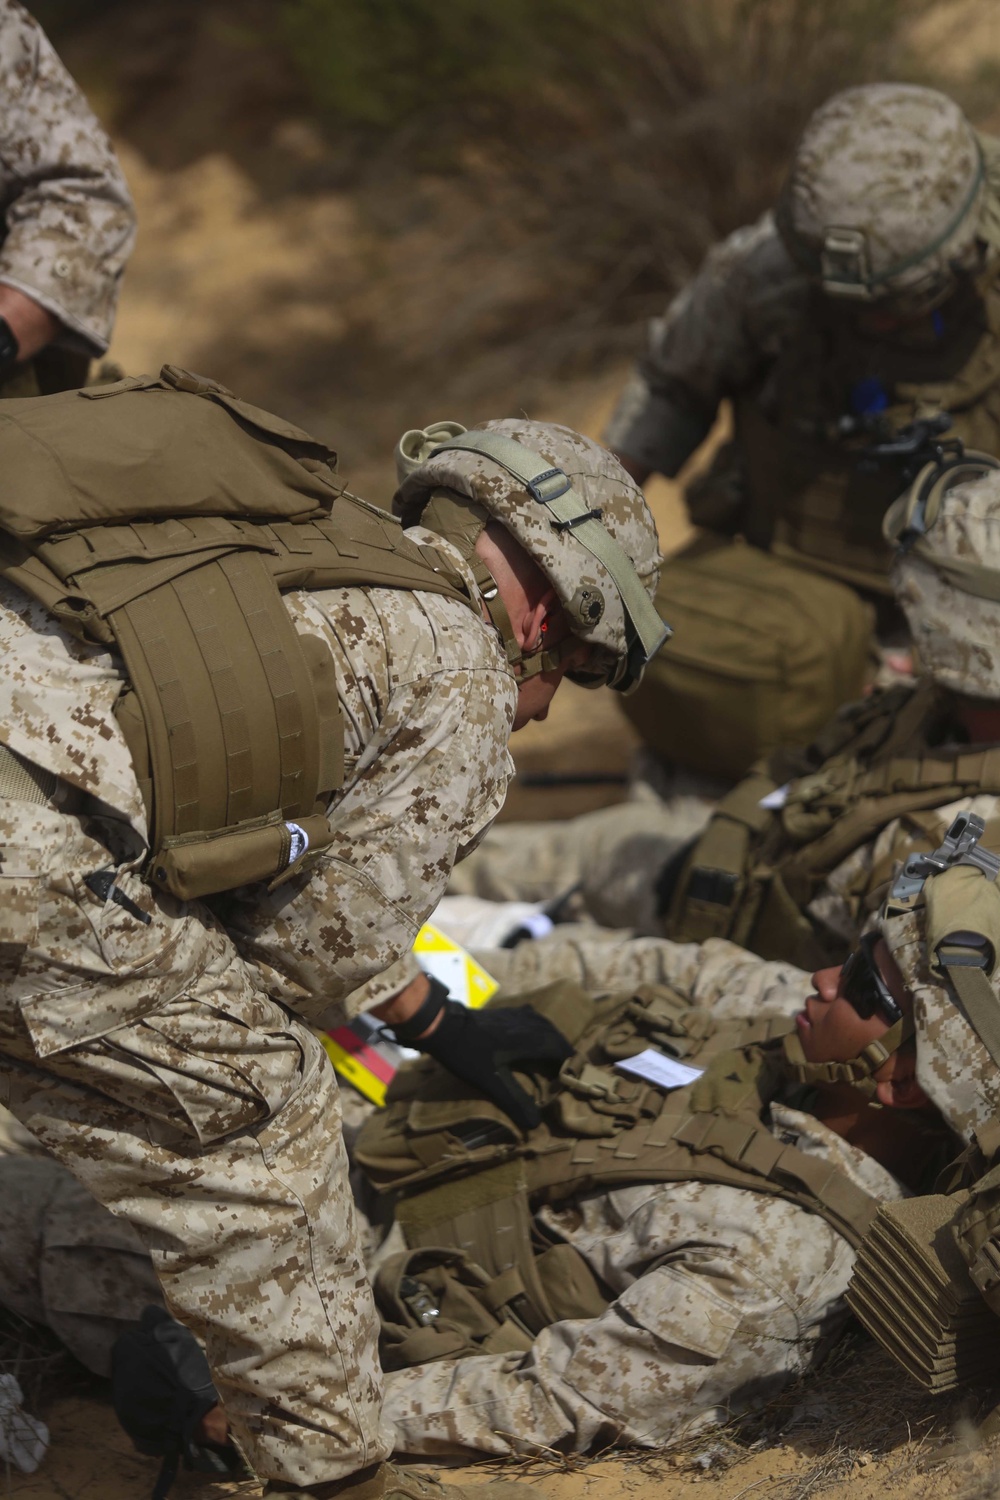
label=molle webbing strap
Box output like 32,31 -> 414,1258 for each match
808,746 -> 1000,808
666,770 -> 779,940
781,1017 -> 915,1097
848,1194 -> 1000,1392
521,1104 -> 877,1247
779,747 -> 1000,887
665,686 -> 935,944
938,959 -> 1000,1071
394,1093 -> 878,1266
430,430 -> 670,664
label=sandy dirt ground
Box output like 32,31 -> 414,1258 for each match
8,1336 -> 1000,1500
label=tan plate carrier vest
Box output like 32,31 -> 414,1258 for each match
356,981 -> 877,1369
0,366 -> 478,899
845,1125 -> 1000,1393
735,262 -> 1000,594
665,681 -> 1000,971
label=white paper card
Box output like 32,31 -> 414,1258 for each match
616,1049 -> 704,1090
759,782 -> 791,810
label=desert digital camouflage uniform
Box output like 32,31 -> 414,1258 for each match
0,0 -> 135,357
0,938 -> 806,1400
606,85 -> 1000,586
0,1152 -> 161,1377
446,770 -> 724,935
377,946 -> 902,1458
0,532 -> 516,1488
472,930 -> 808,1007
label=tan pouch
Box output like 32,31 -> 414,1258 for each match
150,810 -> 334,902
622,534 -> 873,780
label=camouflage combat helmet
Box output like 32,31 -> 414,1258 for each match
880,815 -> 1000,1142
884,456 -> 1000,698
776,84 -> 1000,313
393,419 -> 668,692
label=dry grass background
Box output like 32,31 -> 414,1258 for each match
7,1 -> 1000,1495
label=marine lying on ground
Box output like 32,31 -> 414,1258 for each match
449,452 -> 1000,998
606,82 -> 1000,781
0,370 -> 665,1499
7,819 -> 1000,1459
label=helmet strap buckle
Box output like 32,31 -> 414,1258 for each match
821,226 -> 875,299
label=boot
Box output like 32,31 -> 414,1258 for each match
265,1459 -> 548,1500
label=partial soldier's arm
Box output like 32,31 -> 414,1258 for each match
0,1 -> 136,356
382,1182 -> 854,1457
221,590 -> 518,1024
604,213 -> 803,483
473,932 -> 812,1020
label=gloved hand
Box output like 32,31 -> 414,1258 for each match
391,985 -> 572,1130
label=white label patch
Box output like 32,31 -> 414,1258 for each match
759,783 -> 791,810
616,1049 -> 704,1090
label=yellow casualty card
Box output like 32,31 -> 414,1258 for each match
321,923 -> 498,1106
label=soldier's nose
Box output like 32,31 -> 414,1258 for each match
812,965 -> 841,1003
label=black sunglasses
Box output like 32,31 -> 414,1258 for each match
840,933 -> 904,1025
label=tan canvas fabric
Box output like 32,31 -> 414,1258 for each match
620,538 -> 872,779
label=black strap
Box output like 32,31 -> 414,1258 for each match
152,1451 -> 180,1500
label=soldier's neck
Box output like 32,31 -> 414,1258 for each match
810,1083 -> 937,1192
950,695 -> 1000,746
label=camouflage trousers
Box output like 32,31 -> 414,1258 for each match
0,796 -> 388,1488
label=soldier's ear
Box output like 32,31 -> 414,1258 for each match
519,588 -> 559,652
874,1045 -> 929,1110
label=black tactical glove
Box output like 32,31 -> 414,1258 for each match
390,979 -> 573,1130
112,1306 -> 246,1500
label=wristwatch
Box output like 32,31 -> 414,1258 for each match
0,317 -> 20,378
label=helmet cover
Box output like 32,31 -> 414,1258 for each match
394,418 -> 666,690
777,84 -> 990,308
882,898 -> 1000,1143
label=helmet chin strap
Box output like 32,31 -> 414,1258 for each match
416,486 -> 579,680
782,1013 -> 915,1101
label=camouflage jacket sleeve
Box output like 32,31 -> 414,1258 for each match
603,213 -> 807,475
0,1 -> 136,352
221,586 -> 517,1024
475,932 -> 812,1020
383,1109 -> 900,1457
